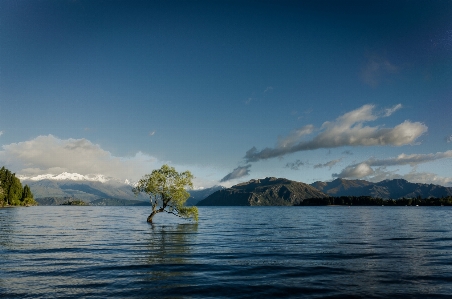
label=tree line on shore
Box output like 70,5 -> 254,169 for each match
61,200 -> 88,206
297,195 -> 452,206
0,167 -> 36,207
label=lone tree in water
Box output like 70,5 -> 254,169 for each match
133,165 -> 198,223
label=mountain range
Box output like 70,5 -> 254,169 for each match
197,177 -> 326,206
24,173 -> 452,206
311,178 -> 452,199
198,177 -> 452,206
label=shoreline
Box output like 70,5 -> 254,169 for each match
1,205 -> 34,208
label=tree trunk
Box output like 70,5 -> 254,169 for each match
147,209 -> 159,223
146,197 -> 169,223
147,206 -> 165,223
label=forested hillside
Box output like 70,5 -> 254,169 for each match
0,167 -> 37,206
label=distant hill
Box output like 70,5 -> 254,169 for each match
197,177 -> 327,206
185,186 -> 225,206
310,178 -> 452,199
35,197 -> 77,206
311,178 -> 372,195
25,179 -> 149,203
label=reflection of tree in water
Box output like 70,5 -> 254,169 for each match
143,223 -> 198,293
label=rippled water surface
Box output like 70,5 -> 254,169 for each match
1,206 -> 452,298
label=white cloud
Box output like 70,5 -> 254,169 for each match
446,135 -> 452,143
0,131 -> 3,136
333,162 -> 375,179
149,131 -> 156,136
220,165 -> 251,182
245,104 -> 427,162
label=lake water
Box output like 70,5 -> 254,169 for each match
1,206 -> 452,298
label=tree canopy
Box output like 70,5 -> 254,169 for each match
0,166 -> 36,207
133,164 -> 198,223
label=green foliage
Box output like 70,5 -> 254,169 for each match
133,164 -> 198,223
0,167 -> 37,207
8,176 -> 23,205
21,184 -> 35,205
0,185 -> 4,207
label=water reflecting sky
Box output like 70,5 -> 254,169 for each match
1,206 -> 452,298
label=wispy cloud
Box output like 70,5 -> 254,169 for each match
264,86 -> 273,93
277,125 -> 315,149
446,135 -> 452,143
295,108 -> 313,120
220,165 -> 251,182
0,131 -> 3,136
284,159 -> 304,170
352,151 -> 452,170
149,131 -> 156,136
384,103 -> 402,116
375,151 -> 452,166
361,54 -> 400,87
245,104 -> 427,162
314,158 -> 342,169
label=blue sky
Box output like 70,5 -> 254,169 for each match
1,0 -> 452,187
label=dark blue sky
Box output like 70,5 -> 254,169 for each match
1,0 -> 451,187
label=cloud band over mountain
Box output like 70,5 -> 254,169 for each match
0,135 -> 226,188
334,150 -> 452,179
0,135 -> 159,181
332,150 -> 452,186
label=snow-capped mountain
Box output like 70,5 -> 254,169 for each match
17,172 -> 138,185
20,172 -> 144,203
